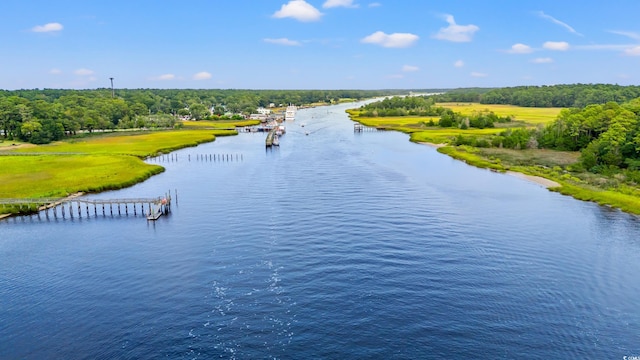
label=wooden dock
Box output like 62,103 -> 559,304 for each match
0,191 -> 174,221
354,124 -> 380,132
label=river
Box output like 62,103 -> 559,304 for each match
1,101 -> 640,359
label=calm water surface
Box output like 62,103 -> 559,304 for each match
2,102 -> 640,359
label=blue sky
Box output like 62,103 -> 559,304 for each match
2,0 -> 640,90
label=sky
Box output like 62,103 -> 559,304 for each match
2,0 -> 640,90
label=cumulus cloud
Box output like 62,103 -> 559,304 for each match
454,60 -> 464,68
323,0 -> 358,8
264,38 -> 301,46
49,68 -> 62,75
624,46 -> 640,56
432,14 -> 479,42
507,43 -> 534,54
193,71 -> 212,80
471,72 -> 487,78
32,22 -> 63,33
74,68 -> 94,76
402,65 -> 419,72
273,0 -> 323,22
536,11 -> 582,36
543,41 -> 570,51
361,31 -> 419,48
531,57 -> 554,63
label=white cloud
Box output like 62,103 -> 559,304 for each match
609,30 -> 640,41
536,11 -> 582,36
402,65 -> 419,72
49,68 -> 62,75
543,41 -> 570,51
507,43 -> 533,54
264,38 -> 301,46
531,57 -> 554,63
368,2 -> 381,7
454,60 -> 464,68
471,72 -> 487,78
624,46 -> 640,56
74,68 -> 94,76
152,74 -> 176,81
32,22 -> 63,33
432,14 -> 479,42
273,0 -> 323,22
193,71 -> 212,80
361,31 -> 419,48
323,0 -> 358,8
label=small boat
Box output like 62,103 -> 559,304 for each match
273,134 -> 280,146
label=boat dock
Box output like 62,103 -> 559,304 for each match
0,191 -> 174,221
354,124 -> 381,132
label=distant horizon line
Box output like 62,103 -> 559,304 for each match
2,83 -> 638,92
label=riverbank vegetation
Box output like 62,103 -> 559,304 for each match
349,87 -> 640,214
0,88 -> 429,145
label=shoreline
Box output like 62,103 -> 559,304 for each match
417,141 -> 560,188
505,171 -> 561,188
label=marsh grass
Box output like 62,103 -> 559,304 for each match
0,154 -> 163,199
13,129 -> 233,157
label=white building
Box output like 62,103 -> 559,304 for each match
257,107 -> 271,115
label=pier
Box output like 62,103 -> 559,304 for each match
147,153 -> 243,163
0,191 -> 174,221
354,124 -> 380,132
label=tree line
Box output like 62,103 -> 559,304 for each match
359,95 -> 511,129
0,88 -> 414,144
430,84 -> 640,108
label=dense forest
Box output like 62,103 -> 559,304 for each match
431,84 -> 640,108
0,88 -> 415,144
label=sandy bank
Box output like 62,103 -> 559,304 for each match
506,171 -> 561,188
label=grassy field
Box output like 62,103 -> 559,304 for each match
12,129 -> 235,157
0,154 -> 163,198
437,102 -> 562,125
